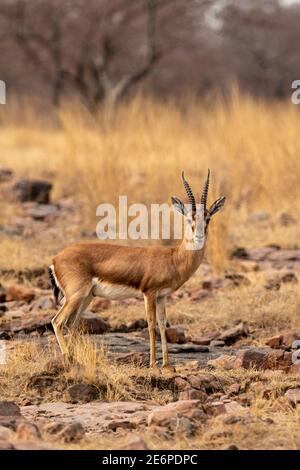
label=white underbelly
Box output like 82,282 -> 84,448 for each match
92,279 -> 143,300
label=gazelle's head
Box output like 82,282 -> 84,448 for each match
171,170 -> 225,249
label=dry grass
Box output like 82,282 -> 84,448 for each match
1,91 -> 300,272
0,334 -> 173,405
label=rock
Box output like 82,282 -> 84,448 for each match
27,204 -> 59,221
64,383 -> 99,403
280,272 -> 298,284
90,297 -> 111,312
224,273 -> 250,287
0,286 -> 6,303
0,425 -> 15,441
268,250 -> 300,262
0,167 -> 13,182
232,246 -> 278,262
0,439 -> 14,449
174,377 -> 189,391
210,340 -> 225,347
289,363 -> 300,373
264,280 -> 281,290
208,355 -> 236,370
42,421 -> 85,443
292,340 -> 300,350
278,212 -> 297,226
219,322 -> 249,345
282,332 -> 300,350
148,400 -> 206,428
12,179 -> 52,204
179,388 -> 208,402
16,421 -> 41,440
208,401 -> 244,416
126,318 -> 148,332
79,312 -> 110,334
285,388 -> 300,405
187,374 -> 222,393
0,313 -> 53,338
266,332 -> 300,350
118,435 -> 148,450
30,296 -> 55,311
234,349 -> 268,370
166,326 -> 186,344
266,335 -> 282,349
234,348 -> 292,371
0,401 -> 21,417
6,285 -> 35,303
227,383 -> 240,396
270,397 -> 291,413
115,352 -> 150,367
169,344 -> 209,353
191,331 -> 220,345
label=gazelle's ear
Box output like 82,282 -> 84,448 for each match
208,196 -> 226,217
171,196 -> 186,216
206,196 -> 226,227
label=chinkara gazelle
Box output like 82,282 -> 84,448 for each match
49,170 -> 225,370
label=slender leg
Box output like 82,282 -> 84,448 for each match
156,296 -> 174,371
51,289 -> 92,360
144,293 -> 157,368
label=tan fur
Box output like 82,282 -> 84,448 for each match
50,173 -> 224,368
51,235 -> 205,368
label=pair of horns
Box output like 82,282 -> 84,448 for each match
182,169 -> 210,214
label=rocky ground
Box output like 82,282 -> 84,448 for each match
0,167 -> 300,450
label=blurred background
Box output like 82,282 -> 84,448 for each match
0,0 -> 300,271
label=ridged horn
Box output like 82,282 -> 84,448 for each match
182,171 -> 196,214
200,168 -> 210,211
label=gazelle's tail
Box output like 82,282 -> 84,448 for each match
48,264 -> 63,306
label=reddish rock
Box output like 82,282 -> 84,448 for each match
191,331 -> 220,345
42,421 -> 85,443
235,348 -> 292,371
0,440 -> 14,450
227,383 -> 240,396
118,435 -> 148,450
219,322 -> 249,344
187,374 -> 222,393
0,425 -> 15,441
179,388 -> 208,402
208,401 -> 244,416
148,400 -> 206,427
166,326 -> 186,344
64,383 -> 99,403
115,351 -> 150,367
266,335 -> 283,349
79,312 -> 110,334
208,355 -> 236,370
0,401 -> 21,417
6,285 -> 35,303
281,332 -> 300,350
90,297 -> 111,312
285,388 -> 300,405
16,421 -> 41,440
174,377 -> 189,391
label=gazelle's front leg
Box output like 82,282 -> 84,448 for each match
144,293 -> 157,368
156,296 -> 174,371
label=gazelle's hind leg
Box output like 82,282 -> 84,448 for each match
51,286 -> 93,361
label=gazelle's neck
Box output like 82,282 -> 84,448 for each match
173,233 -> 206,285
